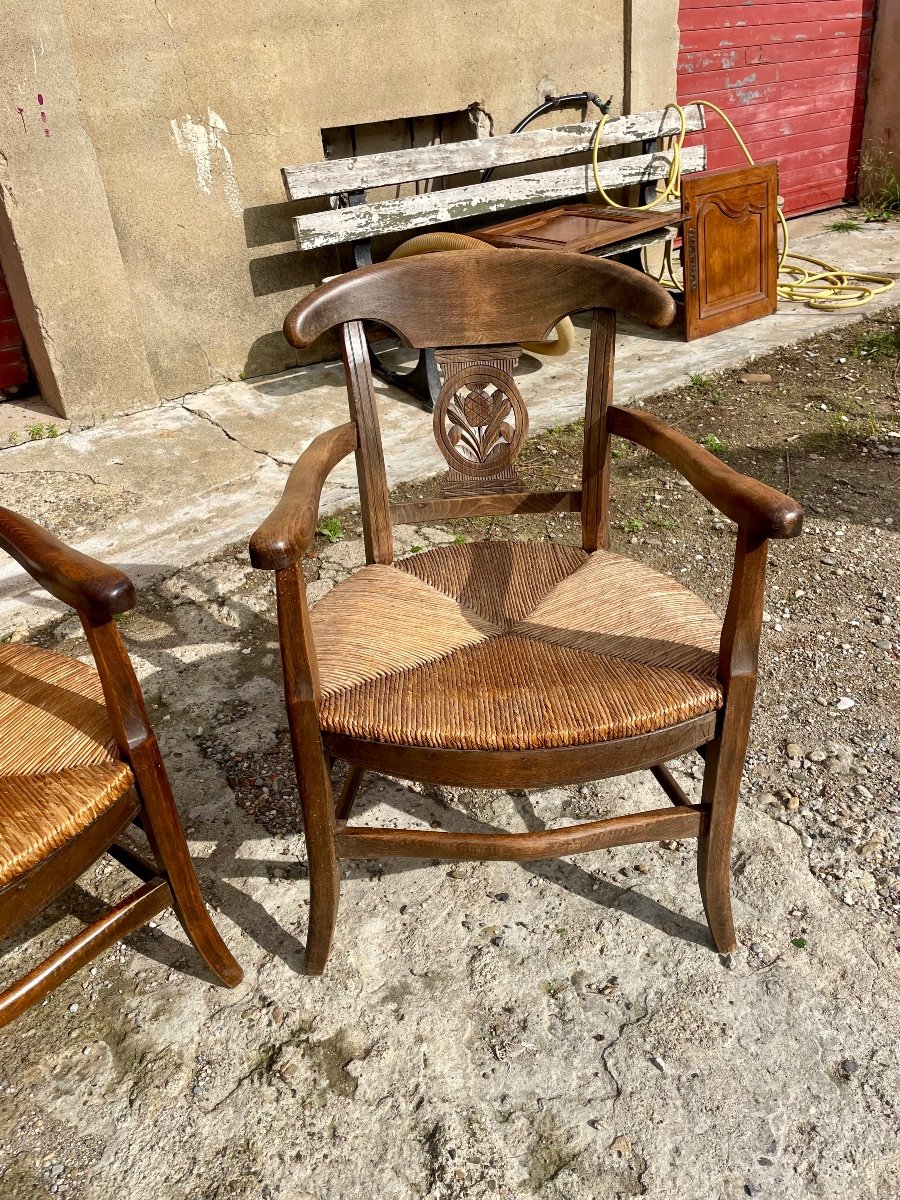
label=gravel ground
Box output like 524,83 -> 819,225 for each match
0,307 -> 898,1199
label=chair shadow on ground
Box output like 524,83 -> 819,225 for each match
211,766 -> 713,969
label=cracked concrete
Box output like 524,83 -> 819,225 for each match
1,213 -> 898,642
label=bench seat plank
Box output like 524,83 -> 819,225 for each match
292,145 -> 705,249
283,105 -> 706,202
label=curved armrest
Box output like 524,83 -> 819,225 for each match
607,406 -> 803,540
0,506 -> 136,621
249,422 -> 358,570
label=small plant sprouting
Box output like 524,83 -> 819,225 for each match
316,516 -> 343,543
851,328 -> 900,360
409,544 -> 423,554
791,937 -> 807,949
702,433 -> 728,454
612,443 -> 630,459
47,423 -> 60,437
823,219 -> 862,234
7,432 -> 19,445
688,372 -> 711,389
452,533 -> 468,545
27,423 -> 46,441
621,517 -> 645,534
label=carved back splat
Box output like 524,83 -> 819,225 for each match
433,347 -> 529,496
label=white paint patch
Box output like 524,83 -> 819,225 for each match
170,109 -> 243,218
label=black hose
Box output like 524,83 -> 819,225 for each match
481,92 -> 613,182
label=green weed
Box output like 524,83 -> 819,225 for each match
7,432 -> 19,445
701,433 -> 728,454
850,328 -> 900,360
823,219 -> 862,233
27,423 -> 45,441
316,516 -> 343,543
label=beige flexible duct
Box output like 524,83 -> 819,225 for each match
387,232 -> 576,356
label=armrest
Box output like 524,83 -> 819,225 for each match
607,406 -> 803,540
0,506 -> 136,621
249,421 -> 358,570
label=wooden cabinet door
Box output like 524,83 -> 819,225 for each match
681,163 -> 779,340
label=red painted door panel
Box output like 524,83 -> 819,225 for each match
0,268 -> 29,395
677,0 -> 874,215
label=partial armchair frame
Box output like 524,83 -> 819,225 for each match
0,509 -> 242,1026
250,250 -> 803,971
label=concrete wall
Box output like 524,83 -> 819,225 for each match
0,1 -> 679,422
861,0 -> 900,200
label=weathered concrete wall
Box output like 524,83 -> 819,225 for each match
861,0 -> 900,197
0,1 -> 679,419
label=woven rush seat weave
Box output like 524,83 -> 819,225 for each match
0,642 -> 133,888
310,541 -> 723,751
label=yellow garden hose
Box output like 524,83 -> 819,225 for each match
388,232 -> 576,355
590,100 -> 894,312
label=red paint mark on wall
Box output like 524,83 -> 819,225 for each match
37,93 -> 50,138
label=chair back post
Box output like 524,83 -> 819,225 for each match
582,309 -> 616,551
340,321 -> 393,565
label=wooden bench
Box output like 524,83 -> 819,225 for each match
282,106 -> 708,406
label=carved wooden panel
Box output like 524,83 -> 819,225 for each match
433,347 -> 528,496
681,163 -> 778,341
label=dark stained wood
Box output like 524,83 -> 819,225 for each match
253,250 -> 801,972
0,514 -> 242,1026
390,490 -> 582,526
470,204 -> 681,254
275,564 -> 339,972
335,763 -> 365,823
0,880 -> 170,1029
284,251 -> 676,352
337,805 -> 702,862
681,163 -> 779,341
650,763 -> 695,808
0,506 -> 136,620
698,529 -> 770,954
582,310 -> 616,552
341,321 -> 393,565
250,422 -> 358,571
322,715 -> 718,790
607,405 -> 803,540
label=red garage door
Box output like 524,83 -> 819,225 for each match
677,0 -> 874,215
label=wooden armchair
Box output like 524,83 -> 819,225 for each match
0,509 -> 242,1026
249,250 -> 803,973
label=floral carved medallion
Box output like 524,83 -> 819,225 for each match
433,347 -> 528,494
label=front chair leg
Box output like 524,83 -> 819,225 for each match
300,756 -> 341,974
696,696 -> 753,955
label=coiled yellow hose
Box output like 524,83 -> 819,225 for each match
590,100 -> 894,312
388,232 -> 576,355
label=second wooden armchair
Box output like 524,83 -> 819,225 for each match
250,249 -> 803,973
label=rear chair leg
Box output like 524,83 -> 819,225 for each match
335,763 -> 365,822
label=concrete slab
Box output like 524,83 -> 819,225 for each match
1,213 -> 897,637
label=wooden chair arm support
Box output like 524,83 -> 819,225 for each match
249,422 -> 359,570
607,406 -> 803,540
0,506 -> 136,621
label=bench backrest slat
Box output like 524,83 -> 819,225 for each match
283,105 -> 705,202
292,144 -> 705,250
